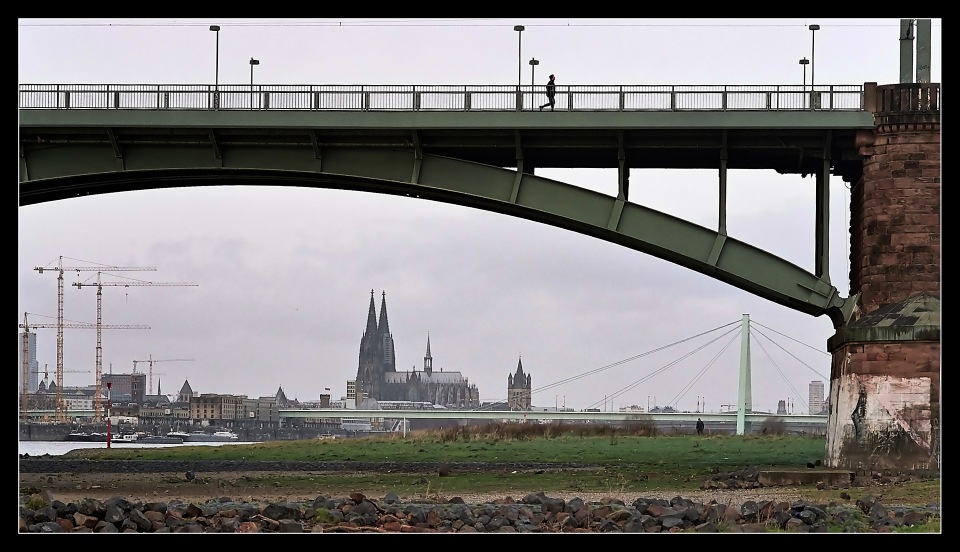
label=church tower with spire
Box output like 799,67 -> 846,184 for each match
423,333 -> 433,376
356,289 -> 383,401
378,291 -> 396,373
507,357 -> 532,411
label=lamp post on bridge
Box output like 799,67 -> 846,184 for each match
808,24 -> 820,109
210,25 -> 220,109
799,57 -> 809,108
514,25 -> 525,88
249,57 -> 260,110
529,58 -> 539,87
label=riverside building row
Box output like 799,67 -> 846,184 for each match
19,290 -> 536,430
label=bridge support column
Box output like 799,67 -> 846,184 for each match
735,314 -> 752,435
824,83 -> 940,472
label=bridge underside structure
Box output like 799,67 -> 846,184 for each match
19,108 -> 873,328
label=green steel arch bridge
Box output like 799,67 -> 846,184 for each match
20,82 -> 889,328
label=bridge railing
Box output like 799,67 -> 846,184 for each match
18,84 -> 866,112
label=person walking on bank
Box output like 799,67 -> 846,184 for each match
696,418 -> 705,435
539,74 -> 556,111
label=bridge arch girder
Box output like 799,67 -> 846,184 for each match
19,147 -> 849,326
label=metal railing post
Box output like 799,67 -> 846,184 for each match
414,90 -> 421,111
515,86 -> 522,111
619,86 -> 625,111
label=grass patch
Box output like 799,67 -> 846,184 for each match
54,422 -> 939,511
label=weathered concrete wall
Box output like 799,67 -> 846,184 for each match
825,343 -> 939,470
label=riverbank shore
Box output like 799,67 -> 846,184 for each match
19,458 -> 940,533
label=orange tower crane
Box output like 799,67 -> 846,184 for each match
19,312 -> 149,422
73,272 -> 197,420
33,257 -> 156,420
133,355 -> 195,395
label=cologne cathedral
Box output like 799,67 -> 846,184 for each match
355,290 -> 480,408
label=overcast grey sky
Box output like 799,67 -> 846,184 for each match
17,18 -> 941,413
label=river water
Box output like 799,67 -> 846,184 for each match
19,440 -> 256,457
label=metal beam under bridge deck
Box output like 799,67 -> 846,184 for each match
18,104 -> 874,327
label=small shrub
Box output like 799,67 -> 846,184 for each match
759,417 -> 787,436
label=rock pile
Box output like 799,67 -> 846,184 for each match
19,490 -> 939,533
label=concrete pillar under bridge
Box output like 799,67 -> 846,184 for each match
825,82 -> 940,472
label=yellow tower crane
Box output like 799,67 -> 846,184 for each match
19,312 -> 149,422
133,355 -> 195,395
33,257 -> 156,420
73,272 -> 198,420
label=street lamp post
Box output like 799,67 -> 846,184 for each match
249,57 -> 260,110
210,25 -> 220,109
529,58 -> 539,87
799,57 -> 809,108
808,24 -> 820,108
514,25 -> 525,87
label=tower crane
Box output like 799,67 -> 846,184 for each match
73,272 -> 197,419
19,312 -> 149,423
31,363 -> 91,385
25,364 -> 91,420
33,257 -> 156,421
133,355 -> 195,395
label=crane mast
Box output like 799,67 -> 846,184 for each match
33,257 -> 156,422
132,355 -> 195,395
73,272 -> 197,420
19,312 -> 149,422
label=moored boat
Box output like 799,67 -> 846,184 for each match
66,431 -> 140,443
181,430 -> 240,442
138,434 -> 184,444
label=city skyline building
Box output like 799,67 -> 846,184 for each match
18,331 -> 40,397
809,380 -> 826,415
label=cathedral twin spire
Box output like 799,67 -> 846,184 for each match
355,291 -> 481,408
361,290 -> 396,374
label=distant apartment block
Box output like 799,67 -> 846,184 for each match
18,331 -> 40,395
808,380 -> 825,415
